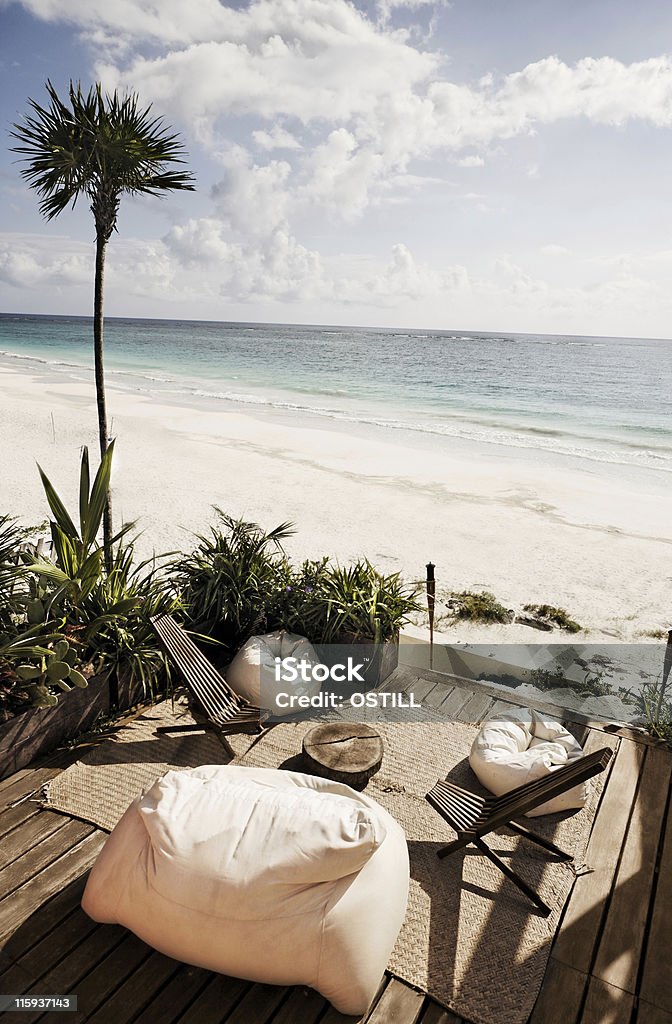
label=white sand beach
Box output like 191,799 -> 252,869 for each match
1,361 -> 670,643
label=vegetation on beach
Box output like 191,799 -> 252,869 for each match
523,603 -> 582,633
640,628 -> 668,640
0,449 -> 175,720
0,458 -> 419,719
11,80 -> 195,563
444,590 -> 511,624
171,510 -> 419,657
1,449 -> 668,743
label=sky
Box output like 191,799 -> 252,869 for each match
2,0 -> 672,336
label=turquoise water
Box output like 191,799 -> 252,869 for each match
1,313 -> 671,480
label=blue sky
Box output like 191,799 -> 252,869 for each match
2,0 -> 672,336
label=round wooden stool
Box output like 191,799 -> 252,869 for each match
302,722 -> 384,789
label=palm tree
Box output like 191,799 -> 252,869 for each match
11,80 -> 195,565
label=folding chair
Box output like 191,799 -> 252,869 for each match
151,614 -> 269,740
425,746 -> 613,915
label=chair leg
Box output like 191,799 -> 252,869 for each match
155,723 -> 214,735
474,837 -> 552,917
507,821 -> 572,861
437,833 -> 473,858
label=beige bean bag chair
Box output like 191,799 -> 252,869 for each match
226,631 -> 322,716
82,765 -> 409,1015
469,707 -> 589,817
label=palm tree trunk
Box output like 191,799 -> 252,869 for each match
94,231 -> 113,569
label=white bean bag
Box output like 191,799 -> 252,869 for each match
469,707 -> 589,817
82,765 -> 409,1016
226,631 -> 322,716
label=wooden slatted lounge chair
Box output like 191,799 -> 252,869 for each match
425,746 -> 613,916
150,613 -> 269,740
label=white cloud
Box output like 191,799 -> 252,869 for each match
211,147 -> 293,236
376,0 -> 449,26
541,244 -> 571,256
0,235 -> 90,288
9,1 -> 672,227
252,125 -> 302,151
7,0 -> 672,332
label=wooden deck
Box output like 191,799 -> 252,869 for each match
0,668 -> 670,1024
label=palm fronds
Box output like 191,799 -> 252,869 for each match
10,80 -> 195,230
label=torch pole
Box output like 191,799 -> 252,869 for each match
426,562 -> 436,670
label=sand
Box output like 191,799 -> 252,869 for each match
1,360 -> 670,643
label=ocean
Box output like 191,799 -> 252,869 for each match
1,313 -> 671,488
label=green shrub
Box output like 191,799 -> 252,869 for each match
523,603 -> 582,633
279,559 -> 420,645
447,590 -> 510,624
171,510 -> 295,656
640,676 -> 672,744
3,446 -> 174,707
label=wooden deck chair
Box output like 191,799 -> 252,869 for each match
425,746 -> 613,916
151,614 -> 269,739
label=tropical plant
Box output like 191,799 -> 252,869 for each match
81,541 -> 177,698
11,80 -> 195,563
281,559 -> 420,645
171,511 -> 295,657
13,638 -> 89,708
20,446 -> 174,700
27,442 -> 135,630
639,675 -> 672,744
0,515 -> 26,634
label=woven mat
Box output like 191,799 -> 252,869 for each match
43,699 -> 614,1024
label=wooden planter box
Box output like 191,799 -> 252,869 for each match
0,674 -> 110,781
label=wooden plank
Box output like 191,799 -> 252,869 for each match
640,774 -> 672,1015
86,950 -> 182,1024
0,907 -> 97,999
173,976 -> 251,1024
485,699 -> 515,721
593,746 -> 672,995
422,684 -> 454,710
402,678 -> 438,704
581,977 -> 634,1023
132,965 -> 212,1024
64,932 -> 150,1024
436,686 -> 475,719
0,830 -> 105,943
0,767 -> 33,793
454,691 -> 493,724
0,766 -> 64,814
0,799 -> 41,842
12,925 -> 130,1024
223,983 -> 289,1024
420,1001 -> 465,1024
365,978 -> 425,1024
0,810 -> 72,871
268,987 -> 326,1023
0,818 -> 91,899
529,958 -> 588,1024
552,738 -> 644,973
635,999 -> 672,1023
1,876 -> 86,961
409,666 -> 663,746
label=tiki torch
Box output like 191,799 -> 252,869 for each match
426,562 -> 436,669
663,628 -> 672,692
